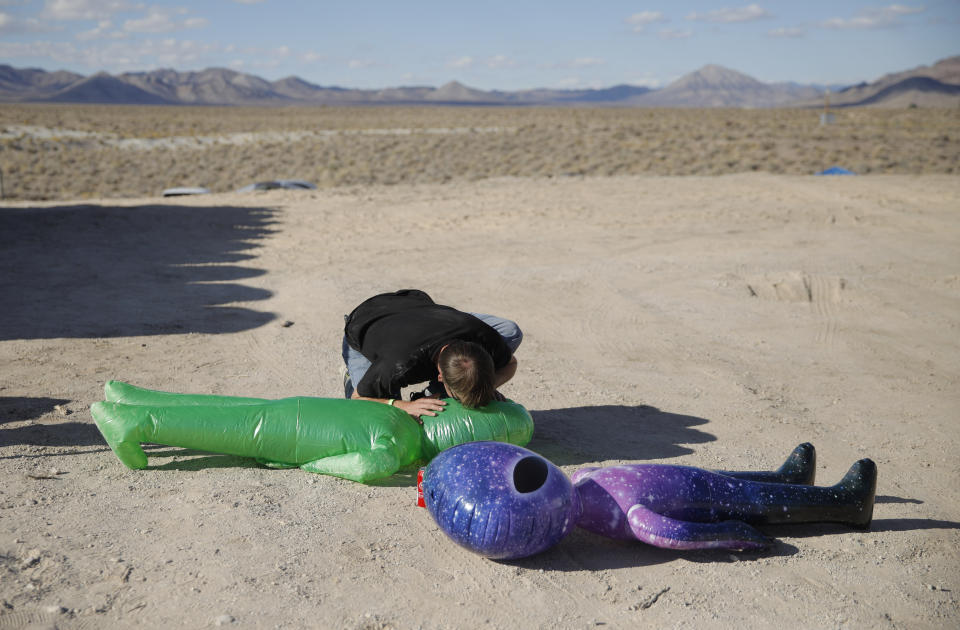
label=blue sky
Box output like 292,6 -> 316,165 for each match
1,1 -> 958,89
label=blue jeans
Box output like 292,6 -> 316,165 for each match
341,313 -> 523,398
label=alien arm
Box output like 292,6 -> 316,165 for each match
626,504 -> 770,552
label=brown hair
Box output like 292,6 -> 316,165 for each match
438,341 -> 496,408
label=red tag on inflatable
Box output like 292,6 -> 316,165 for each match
416,468 -> 425,507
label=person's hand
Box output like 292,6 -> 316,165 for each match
396,397 -> 447,423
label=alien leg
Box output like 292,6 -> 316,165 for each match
708,459 -> 877,529
104,380 -> 269,406
91,399 -> 303,469
715,443 -> 816,485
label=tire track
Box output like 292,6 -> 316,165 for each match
745,271 -> 847,349
810,274 -> 845,349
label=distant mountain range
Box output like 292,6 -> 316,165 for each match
792,56 -> 960,108
1,56 -> 958,108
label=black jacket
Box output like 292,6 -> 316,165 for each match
344,289 -> 511,398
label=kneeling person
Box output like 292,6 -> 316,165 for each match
341,289 -> 521,420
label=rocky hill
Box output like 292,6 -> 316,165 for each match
43,72 -> 173,105
795,56 -> 960,108
0,66 -> 84,100
627,64 -> 821,107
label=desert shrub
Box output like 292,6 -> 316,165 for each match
0,104 -> 957,199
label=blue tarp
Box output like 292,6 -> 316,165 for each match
816,167 -> 856,175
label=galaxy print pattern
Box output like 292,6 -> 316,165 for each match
422,442 -> 580,560
716,442 -> 817,485
573,458 -> 877,551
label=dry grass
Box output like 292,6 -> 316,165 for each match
0,104 -> 957,200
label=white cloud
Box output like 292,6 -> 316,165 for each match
302,51 -> 325,63
0,11 -> 52,33
554,77 -> 583,88
659,28 -> 692,39
540,57 -> 605,70
147,38 -> 218,66
76,18 -> 125,40
348,59 -> 377,69
768,26 -> 804,38
687,4 -> 771,23
822,4 -> 925,29
248,58 -> 281,70
629,75 -> 663,88
124,9 -> 177,33
446,56 -> 473,69
125,38 -> 212,67
571,57 -> 604,68
486,54 -> 516,69
626,11 -> 666,32
0,37 -> 218,70
0,39 -> 78,62
123,7 -> 207,33
879,4 -> 924,15
43,0 -> 132,21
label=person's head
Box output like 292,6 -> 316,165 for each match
437,341 -> 496,408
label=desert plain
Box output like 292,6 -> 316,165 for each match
1,104 -> 959,629
0,104 -> 958,200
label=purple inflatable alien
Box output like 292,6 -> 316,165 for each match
422,441 -> 876,559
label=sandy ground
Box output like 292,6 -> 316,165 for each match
1,174 -> 958,629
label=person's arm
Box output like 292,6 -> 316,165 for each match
350,389 -> 446,423
350,360 -> 447,421
493,355 -> 518,389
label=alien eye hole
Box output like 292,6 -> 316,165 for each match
513,456 -> 548,493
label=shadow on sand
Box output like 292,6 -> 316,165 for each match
0,396 -> 71,425
507,529 -> 800,571
0,203 -> 278,340
0,396 -> 108,455
529,404 -> 715,467
508,516 -> 960,572
0,420 -> 108,456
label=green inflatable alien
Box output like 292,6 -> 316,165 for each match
91,381 -> 534,483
